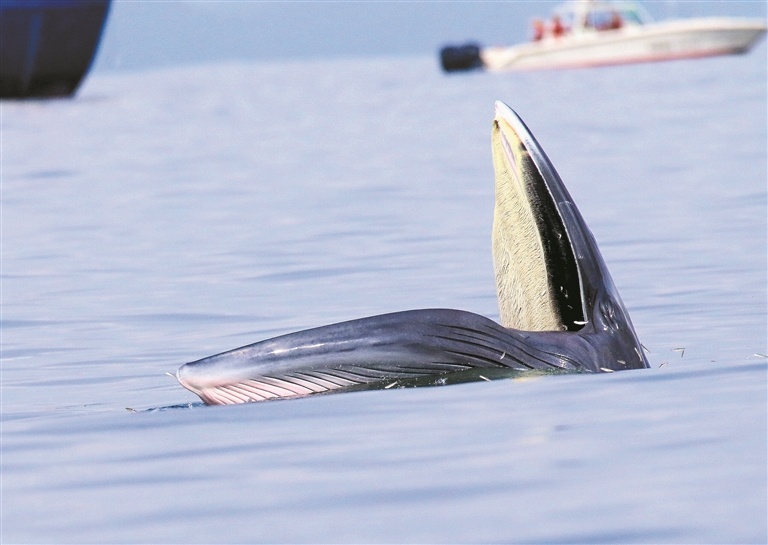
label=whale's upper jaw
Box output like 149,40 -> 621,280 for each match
492,100 -> 614,332
492,103 -> 585,332
492,101 -> 648,368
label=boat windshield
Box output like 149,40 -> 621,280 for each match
553,1 -> 653,33
615,5 -> 650,25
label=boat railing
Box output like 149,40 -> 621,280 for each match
532,0 -> 654,40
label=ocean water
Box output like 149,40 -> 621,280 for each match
2,48 -> 766,542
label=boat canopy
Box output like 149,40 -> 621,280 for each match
553,0 -> 654,34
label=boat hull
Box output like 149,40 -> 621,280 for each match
0,0 -> 111,98
481,18 -> 767,71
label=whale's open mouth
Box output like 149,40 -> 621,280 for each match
175,102 -> 649,405
491,102 -> 585,332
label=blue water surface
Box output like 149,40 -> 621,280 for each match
2,47 -> 766,542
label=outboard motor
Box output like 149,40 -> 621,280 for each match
439,43 -> 484,72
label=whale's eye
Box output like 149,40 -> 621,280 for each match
599,299 -> 620,332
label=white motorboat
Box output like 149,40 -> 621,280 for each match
440,0 -> 766,72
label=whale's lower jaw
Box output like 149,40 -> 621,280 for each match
183,367 -> 560,405
176,309 -> 643,405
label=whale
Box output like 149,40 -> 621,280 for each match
176,101 -> 649,405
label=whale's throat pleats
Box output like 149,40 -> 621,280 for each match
491,118 -> 584,331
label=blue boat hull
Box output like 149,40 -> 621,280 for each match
0,0 -> 110,98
